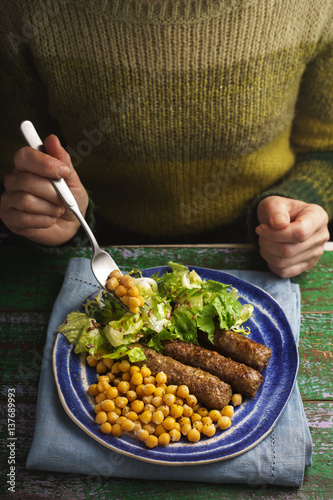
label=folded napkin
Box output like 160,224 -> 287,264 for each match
26,258 -> 312,487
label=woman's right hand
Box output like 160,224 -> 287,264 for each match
0,134 -> 89,246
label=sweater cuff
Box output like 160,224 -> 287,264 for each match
245,151 -> 333,242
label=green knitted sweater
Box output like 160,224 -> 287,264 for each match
1,0 -> 333,244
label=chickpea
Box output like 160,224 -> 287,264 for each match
187,428 -> 201,442
115,285 -> 127,297
107,411 -> 119,424
119,275 -> 136,289
136,429 -> 149,442
108,270 -> 122,279
186,394 -> 197,407
155,372 -> 167,385
163,393 -> 176,406
139,411 -> 153,424
170,404 -> 183,419
95,393 -> 107,404
163,417 -> 176,431
152,410 -> 164,425
95,411 -> 107,425
142,424 -> 155,435
131,399 -> 144,414
115,396 -> 128,409
126,390 -> 137,402
165,385 -> 178,395
121,418 -> 135,432
117,381 -> 130,394
130,365 -> 141,375
126,411 -> 139,422
158,433 -> 171,446
145,435 -> 158,448
96,361 -> 108,374
128,285 -> 140,297
193,420 -> 203,433
209,410 -> 221,422
101,399 -> 115,412
140,365 -> 152,378
143,384 -> 156,396
221,405 -> 234,418
118,359 -> 131,372
202,424 -> 216,437
111,424 -> 123,437
106,277 -> 119,291
231,393 -> 242,407
218,416 -> 232,430
131,372 -> 143,386
88,384 -> 99,397
86,355 -> 98,367
105,386 -> 118,399
100,422 -> 112,434
169,429 -> 181,442
197,407 -> 209,418
97,380 -> 110,392
181,422 -> 192,436
177,385 -> 190,398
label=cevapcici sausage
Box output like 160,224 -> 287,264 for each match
202,329 -> 272,373
163,340 -> 264,398
142,347 -> 232,410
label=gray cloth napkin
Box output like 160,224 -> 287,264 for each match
26,258 -> 312,487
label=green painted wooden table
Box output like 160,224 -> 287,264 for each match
1,243 -> 332,499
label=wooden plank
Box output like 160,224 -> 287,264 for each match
292,252 -> 333,313
298,314 -> 333,400
0,312 -> 48,398
1,401 -> 331,499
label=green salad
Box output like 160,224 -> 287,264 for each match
58,262 -> 254,363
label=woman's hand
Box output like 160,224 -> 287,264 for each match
0,134 -> 89,246
256,196 -> 330,278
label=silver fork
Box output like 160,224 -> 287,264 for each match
20,120 -> 130,310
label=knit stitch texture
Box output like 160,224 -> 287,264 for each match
1,0 -> 332,242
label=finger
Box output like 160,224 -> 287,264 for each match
266,255 -> 322,278
4,191 -> 65,218
13,145 -> 70,179
257,223 -> 329,259
259,239 -> 325,272
256,204 -> 329,244
3,208 -> 59,233
44,134 -> 72,167
257,196 -> 291,228
4,171 -> 65,204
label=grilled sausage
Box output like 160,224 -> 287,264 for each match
200,329 -> 272,373
142,347 -> 232,410
163,340 -> 264,398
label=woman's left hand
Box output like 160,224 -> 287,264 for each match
256,195 -> 330,278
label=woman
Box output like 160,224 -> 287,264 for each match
0,0 -> 332,277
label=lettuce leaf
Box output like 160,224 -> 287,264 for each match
102,313 -> 143,348
58,311 -> 101,354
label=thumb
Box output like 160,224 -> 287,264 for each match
257,196 -> 291,230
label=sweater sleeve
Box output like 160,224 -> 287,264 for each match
246,25 -> 333,238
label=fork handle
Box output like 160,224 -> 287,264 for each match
19,120 -> 100,252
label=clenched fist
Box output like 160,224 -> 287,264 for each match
256,196 -> 330,278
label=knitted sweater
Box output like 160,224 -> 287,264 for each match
1,0 -> 333,243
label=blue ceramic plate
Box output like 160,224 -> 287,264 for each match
53,266 -> 298,465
